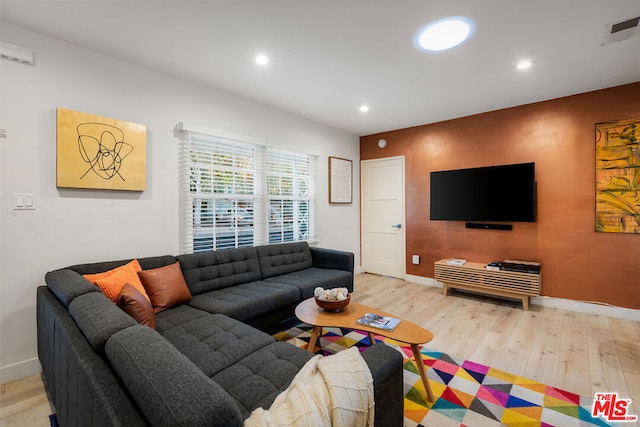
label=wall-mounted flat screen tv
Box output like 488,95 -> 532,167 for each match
430,162 -> 536,222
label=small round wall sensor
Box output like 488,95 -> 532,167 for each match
378,139 -> 387,148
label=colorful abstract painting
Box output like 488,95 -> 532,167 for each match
595,117 -> 640,233
56,108 -> 146,191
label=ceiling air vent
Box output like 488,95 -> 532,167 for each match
603,16 -> 640,45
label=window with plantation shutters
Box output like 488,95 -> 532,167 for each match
178,123 -> 317,254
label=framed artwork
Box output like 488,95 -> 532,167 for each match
56,108 -> 147,191
595,117 -> 639,233
328,156 -> 352,204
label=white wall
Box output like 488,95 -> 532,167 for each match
0,23 -> 361,383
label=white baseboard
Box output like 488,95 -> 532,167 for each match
1,357 -> 41,384
530,295 -> 640,321
404,274 -> 639,321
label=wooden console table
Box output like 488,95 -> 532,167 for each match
434,260 -> 541,310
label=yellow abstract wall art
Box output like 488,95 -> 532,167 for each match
56,108 -> 146,191
595,117 -> 639,233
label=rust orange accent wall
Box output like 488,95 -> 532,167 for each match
360,83 -> 640,309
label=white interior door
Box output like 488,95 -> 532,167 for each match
361,157 -> 405,278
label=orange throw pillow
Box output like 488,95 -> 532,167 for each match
138,262 -> 192,313
117,283 -> 157,329
83,259 -> 150,303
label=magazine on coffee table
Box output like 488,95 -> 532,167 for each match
356,313 -> 401,331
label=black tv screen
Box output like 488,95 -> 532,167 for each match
430,162 -> 536,222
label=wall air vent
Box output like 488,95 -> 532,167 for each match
0,42 -> 35,66
603,16 -> 640,45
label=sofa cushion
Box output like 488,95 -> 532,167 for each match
83,259 -> 150,303
309,246 -> 355,274
117,283 -> 157,329
66,255 -> 178,275
106,325 -> 245,427
37,288 -> 148,427
264,267 -> 354,298
139,262 -> 192,313
177,247 -> 262,295
156,309 -> 275,377
45,269 -> 101,308
213,341 -> 315,418
68,292 -> 137,354
359,343 -> 405,426
188,281 -> 300,321
256,242 -> 313,279
152,303 -> 211,329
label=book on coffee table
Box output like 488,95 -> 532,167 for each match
356,313 -> 401,331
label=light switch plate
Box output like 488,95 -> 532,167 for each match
412,255 -> 420,264
13,193 -> 36,210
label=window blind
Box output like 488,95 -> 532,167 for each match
178,125 -> 316,253
264,147 -> 316,244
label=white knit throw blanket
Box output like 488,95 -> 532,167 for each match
244,347 -> 375,427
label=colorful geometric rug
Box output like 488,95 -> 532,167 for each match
273,319 -> 618,427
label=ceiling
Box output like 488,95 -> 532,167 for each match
2,1 -> 640,136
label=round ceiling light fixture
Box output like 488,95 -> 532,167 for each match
517,59 -> 532,70
359,105 -> 370,113
415,16 -> 475,52
255,54 -> 269,66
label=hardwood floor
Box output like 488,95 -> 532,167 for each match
0,373 -> 52,427
2,273 -> 638,426
354,273 -> 640,425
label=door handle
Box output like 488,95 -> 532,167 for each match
391,224 -> 402,229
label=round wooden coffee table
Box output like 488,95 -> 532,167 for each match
295,297 -> 435,402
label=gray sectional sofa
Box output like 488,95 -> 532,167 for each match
37,242 -> 404,426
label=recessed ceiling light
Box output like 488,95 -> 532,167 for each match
255,54 -> 269,66
517,60 -> 532,70
359,105 -> 370,113
416,16 -> 475,52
